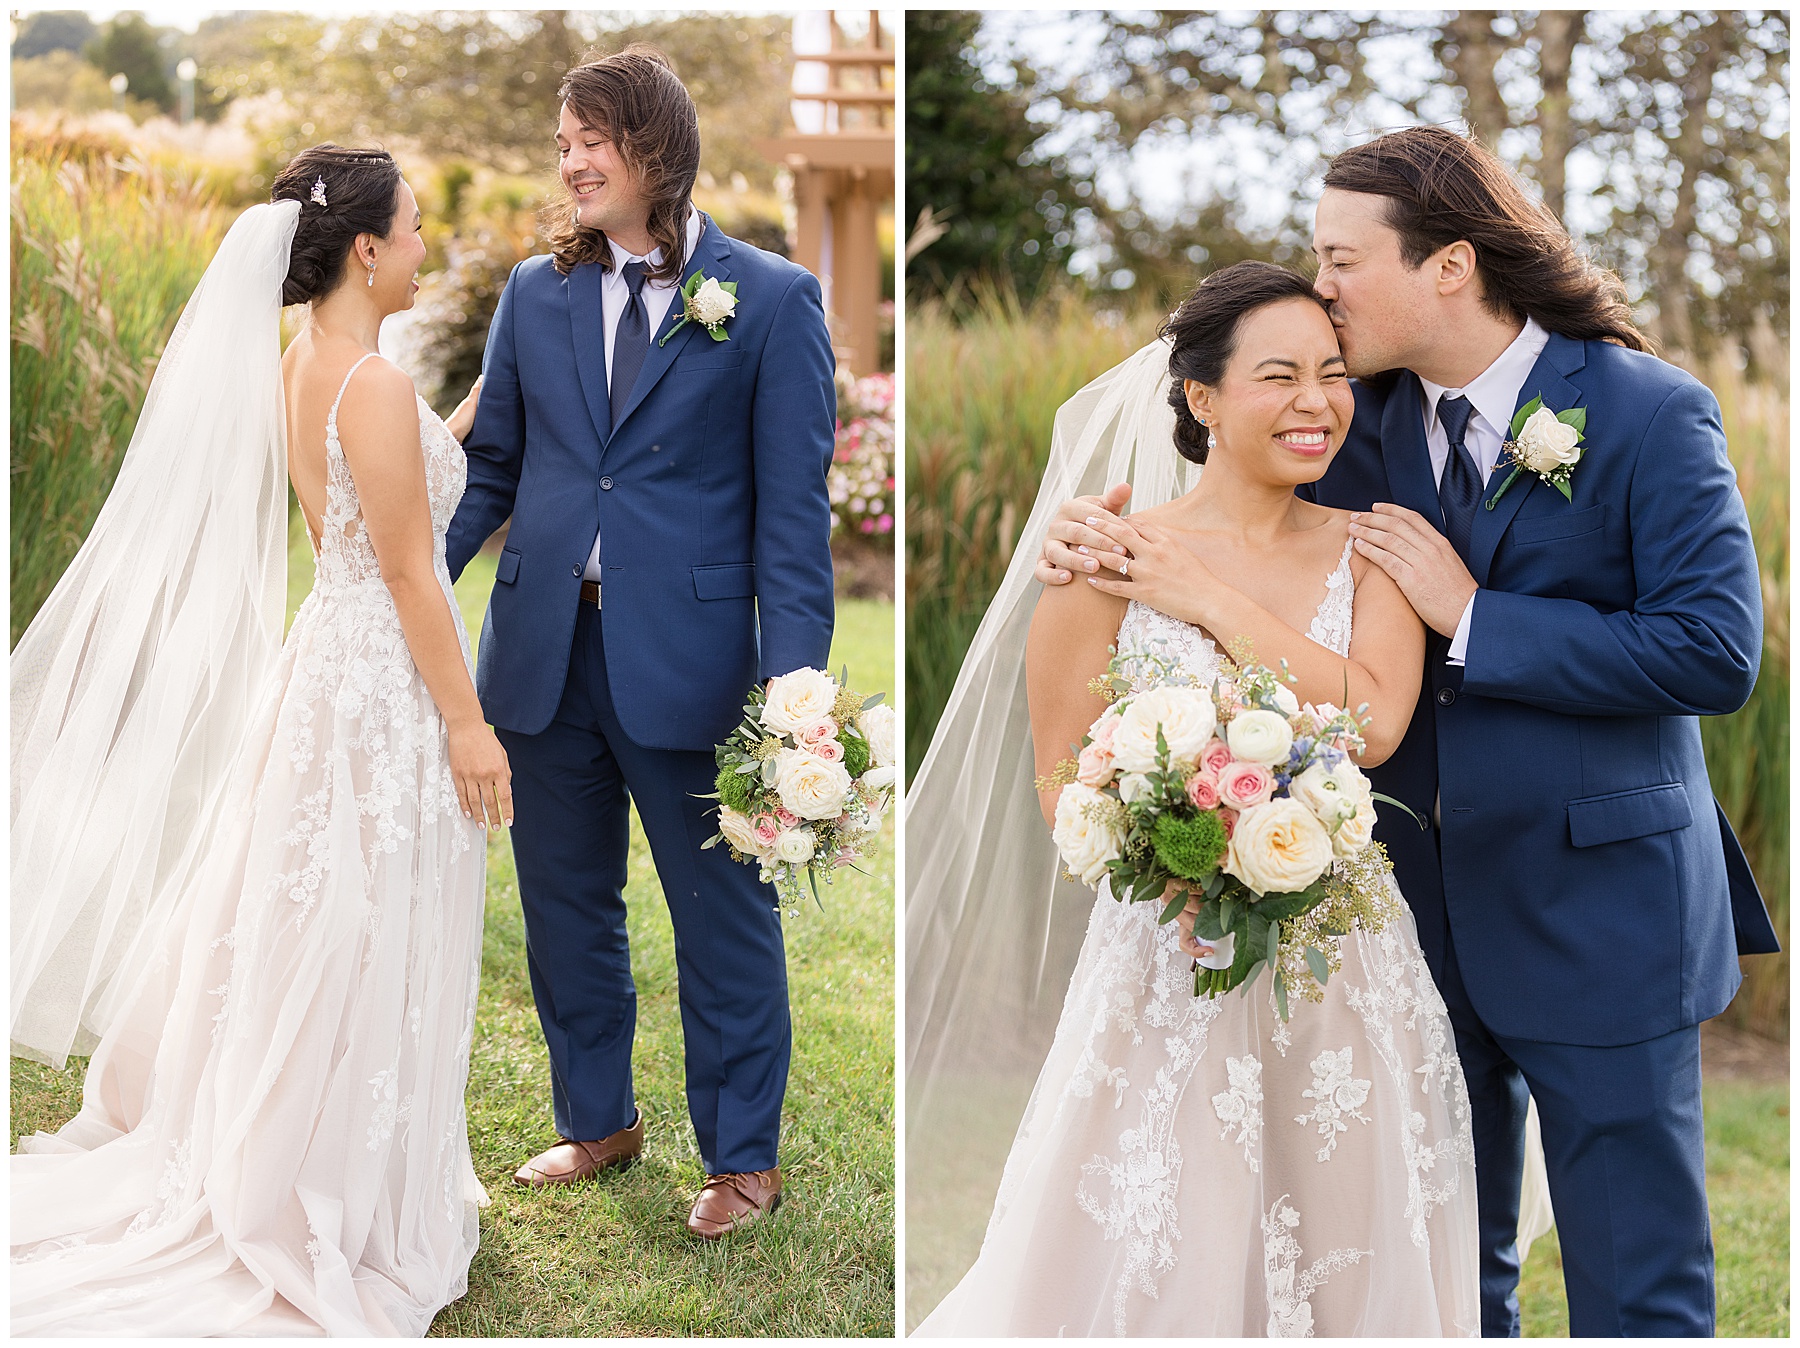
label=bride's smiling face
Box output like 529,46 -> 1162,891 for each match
1184,298 -> 1352,487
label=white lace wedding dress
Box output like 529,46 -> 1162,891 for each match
915,540 -> 1482,1338
12,355 -> 489,1336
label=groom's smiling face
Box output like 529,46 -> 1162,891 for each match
1311,188 -> 1440,378
556,100 -> 649,235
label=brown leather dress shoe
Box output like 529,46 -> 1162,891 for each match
685,1167 -> 783,1239
512,1109 -> 643,1187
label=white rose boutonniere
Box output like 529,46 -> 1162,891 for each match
1487,394 -> 1587,508
661,270 -> 740,346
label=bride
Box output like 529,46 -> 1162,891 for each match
908,263 -> 1482,1336
12,144 -> 500,1335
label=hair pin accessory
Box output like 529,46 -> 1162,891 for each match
310,175 -> 328,207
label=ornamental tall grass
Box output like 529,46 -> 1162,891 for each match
11,124 -> 227,643
905,293 -> 1789,1038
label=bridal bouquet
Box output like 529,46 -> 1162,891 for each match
705,667 -> 897,911
1045,646 -> 1404,1019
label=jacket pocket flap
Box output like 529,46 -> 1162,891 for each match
1567,782 -> 1691,848
495,547 -> 521,584
1511,503 -> 1607,545
693,562 -> 755,600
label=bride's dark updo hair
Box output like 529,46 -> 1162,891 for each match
1161,262 -> 1332,464
269,145 -> 403,306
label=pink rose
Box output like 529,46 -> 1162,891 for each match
1185,773 -> 1221,811
1217,761 -> 1274,810
776,808 -> 800,829
810,737 -> 844,763
1089,712 -> 1120,753
1076,740 -> 1116,787
1220,808 -> 1238,840
797,717 -> 839,751
1199,737 -> 1233,777
752,814 -> 782,847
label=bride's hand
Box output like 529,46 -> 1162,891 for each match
1173,889 -> 1211,960
1078,513 -> 1218,627
443,375 -> 483,442
1034,482 -> 1133,584
449,720 -> 512,830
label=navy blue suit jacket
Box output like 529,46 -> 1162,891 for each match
445,216 -> 837,752
1304,333 -> 1775,1046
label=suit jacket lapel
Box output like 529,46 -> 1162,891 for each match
567,261 -> 612,447
609,215 -> 734,439
1378,372 -> 1443,528
1466,332 -> 1587,586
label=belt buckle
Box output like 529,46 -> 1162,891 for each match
590,580 -> 602,611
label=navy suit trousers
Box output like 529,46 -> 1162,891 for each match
1436,920 -> 1714,1337
497,601 -> 791,1174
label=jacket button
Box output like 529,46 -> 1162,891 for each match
600,476 -> 614,490
651,443 -> 662,453
1437,687 -> 1456,706
571,564 -> 581,577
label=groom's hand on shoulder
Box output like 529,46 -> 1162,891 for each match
1348,503 -> 1478,637
1034,483 -> 1133,586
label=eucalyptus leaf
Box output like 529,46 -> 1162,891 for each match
1305,945 -> 1331,984
1274,969 -> 1290,1021
1158,887 -> 1190,924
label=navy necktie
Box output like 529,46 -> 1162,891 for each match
610,260 -> 649,430
1436,393 -> 1482,563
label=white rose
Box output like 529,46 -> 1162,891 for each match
1223,799 -> 1333,894
1270,683 -> 1300,718
775,827 -> 816,864
1287,760 -> 1371,827
1226,709 -> 1294,767
1117,772 -> 1155,805
1331,799 -> 1375,858
691,276 -> 738,326
860,764 -> 897,792
858,702 -> 896,768
1111,686 -> 1217,773
773,748 -> 852,820
718,807 -> 766,858
762,668 -> 838,734
1514,406 -> 1583,474
1052,783 -> 1125,888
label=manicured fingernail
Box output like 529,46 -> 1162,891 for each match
1085,515 -> 1100,526
1085,558 -> 1098,571
1113,546 -> 1126,554
1077,545 -> 1090,555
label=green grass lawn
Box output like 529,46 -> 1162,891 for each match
12,533 -> 896,1337
1517,1079 -> 1789,1337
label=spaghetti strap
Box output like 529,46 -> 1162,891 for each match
326,352 -> 380,438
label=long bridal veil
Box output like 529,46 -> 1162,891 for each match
11,200 -> 299,1068
903,337 -> 1553,1324
905,338 -> 1193,1317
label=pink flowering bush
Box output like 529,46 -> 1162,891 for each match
831,371 -> 895,539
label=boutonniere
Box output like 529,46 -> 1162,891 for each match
660,271 -> 738,346
1485,395 -> 1587,509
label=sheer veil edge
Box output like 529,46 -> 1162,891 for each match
11,200 -> 301,1067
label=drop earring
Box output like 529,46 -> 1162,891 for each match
365,257 -> 376,287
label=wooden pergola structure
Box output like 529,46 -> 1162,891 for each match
759,12 -> 894,375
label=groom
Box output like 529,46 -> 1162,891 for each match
446,47 -> 836,1237
1037,126 -> 1775,1335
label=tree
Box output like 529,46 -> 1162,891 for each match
85,13 -> 175,112
905,10 -> 1076,304
13,11 -> 98,61
986,10 -> 1787,355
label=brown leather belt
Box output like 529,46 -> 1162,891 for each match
579,579 -> 602,609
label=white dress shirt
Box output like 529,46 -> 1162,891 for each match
585,206 -> 703,582
1414,316 -> 1550,664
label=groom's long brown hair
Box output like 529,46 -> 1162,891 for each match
545,46 -> 700,282
1324,126 -> 1654,353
